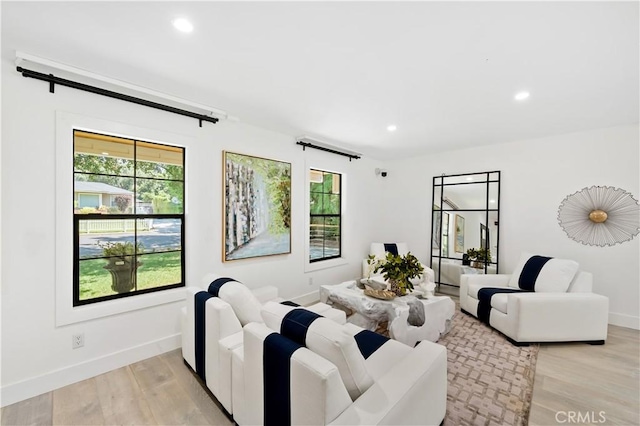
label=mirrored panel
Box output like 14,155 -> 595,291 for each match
431,171 -> 501,289
442,183 -> 489,210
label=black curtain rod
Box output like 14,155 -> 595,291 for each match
296,141 -> 361,161
16,66 -> 218,127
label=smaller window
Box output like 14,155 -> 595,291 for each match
309,169 -> 342,262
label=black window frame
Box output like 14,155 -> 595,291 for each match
309,169 -> 342,263
72,130 -> 186,306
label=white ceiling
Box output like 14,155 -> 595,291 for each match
2,1 -> 638,160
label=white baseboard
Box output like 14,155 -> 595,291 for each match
0,333 -> 181,408
609,312 -> 640,330
290,290 -> 321,306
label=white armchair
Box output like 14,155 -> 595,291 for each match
361,242 -> 435,285
181,274 -> 346,415
459,253 -> 609,345
232,302 -> 447,425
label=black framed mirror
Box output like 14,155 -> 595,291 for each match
430,171 -> 501,293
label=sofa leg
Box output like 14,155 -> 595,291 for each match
586,340 -> 605,345
506,336 -> 529,347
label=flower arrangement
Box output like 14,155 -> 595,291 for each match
367,252 -> 424,296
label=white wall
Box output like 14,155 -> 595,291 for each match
382,125 -> 640,329
0,57 -> 386,405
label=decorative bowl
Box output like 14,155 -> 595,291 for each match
364,289 -> 396,300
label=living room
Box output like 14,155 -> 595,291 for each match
1,1 -> 638,425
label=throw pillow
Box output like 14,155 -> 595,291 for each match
508,253 -> 579,293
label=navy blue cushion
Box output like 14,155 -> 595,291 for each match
208,277 -> 237,296
477,287 -> 525,324
354,330 -> 390,359
194,291 -> 214,382
263,333 -> 303,426
518,256 -> 552,291
280,309 -> 322,346
384,243 -> 399,256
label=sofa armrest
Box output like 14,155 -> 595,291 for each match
507,293 -> 609,342
241,322 -> 352,426
251,285 -> 279,304
330,341 -> 447,426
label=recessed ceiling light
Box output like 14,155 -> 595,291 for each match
466,177 -> 473,181
387,125 -> 397,132
490,199 -> 496,203
514,91 -> 530,101
172,18 -> 194,33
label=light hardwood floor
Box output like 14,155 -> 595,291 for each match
529,324 -> 640,425
2,324 -> 638,425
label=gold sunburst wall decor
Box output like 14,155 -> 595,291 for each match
558,186 -> 640,247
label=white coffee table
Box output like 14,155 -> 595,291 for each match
320,280 -> 455,346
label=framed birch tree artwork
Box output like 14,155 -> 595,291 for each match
223,151 -> 291,261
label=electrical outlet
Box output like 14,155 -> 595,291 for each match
308,277 -> 314,286
72,333 -> 84,349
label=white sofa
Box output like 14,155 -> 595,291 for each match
362,242 -> 435,285
232,302 -> 448,425
432,259 -> 496,286
181,274 -> 346,415
459,254 -> 609,345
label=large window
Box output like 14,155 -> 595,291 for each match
309,169 -> 341,262
73,130 -> 185,306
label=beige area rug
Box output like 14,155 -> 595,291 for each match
438,311 -> 539,426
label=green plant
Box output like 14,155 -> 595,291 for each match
466,247 -> 492,262
98,241 -> 143,259
367,252 -> 424,294
78,207 -> 99,214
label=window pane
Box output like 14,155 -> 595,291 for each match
322,194 -> 340,214
324,217 -> 340,258
79,258 -> 124,301
310,170 -> 324,193
136,252 -> 182,290
310,192 -> 324,215
139,218 -> 182,254
135,141 -> 184,180
333,174 -> 341,194
74,175 -> 134,214
310,217 -> 324,260
135,178 -> 184,214
322,173 -> 333,192
77,194 -> 100,209
74,131 -> 134,176
78,220 -> 137,259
